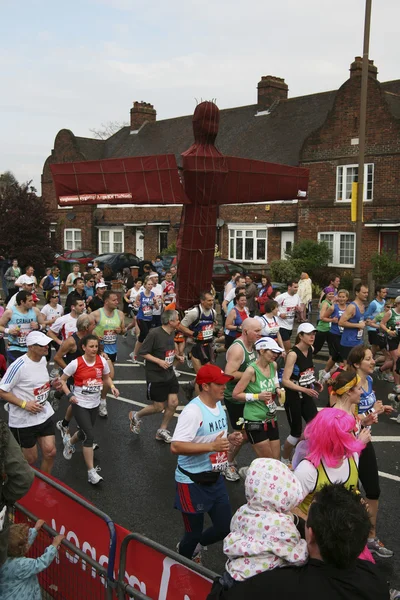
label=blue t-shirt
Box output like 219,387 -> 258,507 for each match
364,298 -> 386,332
359,375 -> 376,414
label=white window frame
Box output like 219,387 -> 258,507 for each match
98,228 -> 125,254
318,232 -> 355,268
64,228 -> 82,251
336,163 -> 374,202
228,224 -> 267,263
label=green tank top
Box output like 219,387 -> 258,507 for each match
316,300 -> 332,333
298,456 -> 358,516
94,307 -> 121,347
244,362 -> 277,422
224,339 -> 257,404
387,308 -> 400,332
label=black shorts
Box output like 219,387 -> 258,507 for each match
279,328 -> 292,342
327,332 -> 343,362
245,419 -> 279,444
147,376 -> 179,403
224,398 -> 244,431
137,319 -> 153,343
387,335 -> 400,351
7,349 -> 27,364
191,343 -> 214,365
367,330 -> 386,349
106,352 -> 117,363
10,417 -> 55,449
284,391 -> 317,438
339,344 -> 359,361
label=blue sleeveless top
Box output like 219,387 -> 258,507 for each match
341,302 -> 364,347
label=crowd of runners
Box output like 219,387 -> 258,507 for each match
0,259 -> 399,598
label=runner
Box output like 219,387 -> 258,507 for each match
317,273 -> 340,308
171,364 -> 242,562
275,280 -> 300,353
232,336 -> 284,461
281,322 -> 321,464
92,291 -> 125,417
88,282 -> 107,312
377,295 -> 400,385
65,263 -> 81,294
313,287 -> 336,356
42,266 -> 62,301
40,292 -> 64,326
0,291 -> 46,364
6,280 -> 35,310
129,309 -> 183,443
46,299 -> 86,348
147,272 -> 163,327
222,276 -> 246,316
0,331 -> 59,473
161,271 -> 176,305
15,265 -> 38,290
255,299 -> 285,350
123,278 -> 142,336
223,318 -> 262,481
64,277 -> 87,315
224,292 -> 249,349
338,282 -> 368,362
364,285 -> 388,357
130,277 -> 159,364
60,334 -> 119,484
317,288 -> 349,383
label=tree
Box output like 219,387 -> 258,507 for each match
285,239 -> 332,279
89,121 -> 128,140
0,181 -> 55,272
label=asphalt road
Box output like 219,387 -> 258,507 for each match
2,335 -> 400,589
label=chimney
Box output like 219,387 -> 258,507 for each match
130,101 -> 156,131
257,76 -> 288,110
350,56 -> 378,80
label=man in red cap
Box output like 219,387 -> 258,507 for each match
171,364 -> 241,563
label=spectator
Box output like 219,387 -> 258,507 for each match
153,255 -> 165,277
4,260 -> 21,303
297,272 -> 313,322
255,276 -> 273,315
244,275 -> 258,317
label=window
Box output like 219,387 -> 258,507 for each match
228,227 -> 267,263
64,229 -> 81,250
336,164 -> 374,202
98,228 -> 124,254
318,232 -> 355,267
380,232 -> 398,256
159,227 -> 168,253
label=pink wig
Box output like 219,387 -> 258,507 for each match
304,408 -> 366,468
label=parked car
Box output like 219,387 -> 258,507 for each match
94,253 -> 140,276
55,250 -> 96,266
384,275 -> 400,299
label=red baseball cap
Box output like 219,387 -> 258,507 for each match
196,364 -> 233,386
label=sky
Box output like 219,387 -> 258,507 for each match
1,0 -> 399,192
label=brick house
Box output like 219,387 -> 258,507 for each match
42,57 -> 400,277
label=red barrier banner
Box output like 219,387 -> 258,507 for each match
18,473 -> 213,600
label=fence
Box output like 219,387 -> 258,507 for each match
11,468 -> 217,600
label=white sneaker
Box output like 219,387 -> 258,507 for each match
318,369 -> 327,384
156,429 -> 172,443
129,411 -> 141,434
49,368 -> 60,379
98,400 -> 108,418
224,464 -> 240,482
281,457 -> 292,468
397,414 -> 400,424
238,466 -> 249,481
88,466 -> 103,485
56,420 -> 69,439
63,439 -> 75,460
129,352 -> 140,365
185,354 -> 193,369
93,442 -> 99,451
173,366 -> 181,378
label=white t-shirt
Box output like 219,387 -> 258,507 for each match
63,355 -> 110,408
172,402 -> 220,443
224,288 -> 237,305
129,288 -> 140,304
276,292 -> 300,330
0,355 -> 54,427
50,314 -> 77,340
41,304 -> 64,321
16,274 -> 37,288
294,454 -> 360,500
6,293 -> 18,311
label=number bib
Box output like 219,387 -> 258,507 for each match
200,324 -> 213,340
16,323 -> 32,347
209,451 -> 228,472
103,329 -> 117,344
142,304 -> 153,317
299,368 -> 315,387
165,349 -> 175,366
34,382 -> 50,405
82,378 -> 103,395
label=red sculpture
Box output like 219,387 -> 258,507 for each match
50,101 -> 309,309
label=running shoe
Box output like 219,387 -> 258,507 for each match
367,538 -> 394,558
394,385 -> 400,395
388,393 -> 399,408
397,414 -> 400,424
49,368 -> 60,379
281,457 -> 292,469
238,466 -> 249,481
390,589 -> 400,600
88,466 -> 103,485
176,542 -> 204,564
173,366 -> 181,378
56,420 -> 69,439
129,411 -> 141,434
317,369 -> 328,384
129,352 -> 140,365
48,390 -> 59,412
98,400 -> 108,418
93,442 -> 100,451
224,464 -> 240,482
185,353 -> 193,370
182,381 -> 195,402
382,372 -> 395,383
156,429 -> 172,443
63,439 -> 75,460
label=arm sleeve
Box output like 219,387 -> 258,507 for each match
16,545 -> 58,578
293,460 -> 318,500
28,528 -> 38,546
0,359 -> 23,393
171,404 -> 203,442
101,356 -> 110,374
50,316 -> 64,334
2,426 -> 34,504
180,307 -> 198,328
63,359 -> 78,378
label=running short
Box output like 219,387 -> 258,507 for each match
10,416 -> 55,449
174,475 -> 229,514
339,344 -> 359,361
7,349 -> 27,364
224,398 -> 244,431
106,352 -> 117,363
327,332 -> 343,362
245,419 -> 279,444
279,328 -> 292,342
387,335 -> 400,352
147,376 -> 179,403
284,390 -> 317,438
367,330 -> 386,349
191,343 -> 214,365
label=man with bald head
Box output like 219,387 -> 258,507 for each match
223,318 -> 262,481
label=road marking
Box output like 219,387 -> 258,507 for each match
113,380 -> 191,384
106,393 -> 181,417
378,471 -> 400,482
372,436 -> 400,442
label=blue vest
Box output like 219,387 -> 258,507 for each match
176,397 -> 227,484
137,291 -> 155,321
190,306 -> 215,343
8,306 -> 37,352
330,303 -> 346,336
341,302 -> 364,347
359,376 -> 376,414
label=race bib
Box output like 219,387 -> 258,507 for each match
165,349 -> 175,366
82,378 -> 103,395
103,329 -> 117,344
339,326 -> 344,333
34,382 -> 50,405
209,451 -> 228,472
299,368 -> 315,387
15,323 -> 32,346
142,304 -> 153,317
201,324 -> 213,340
357,327 -> 364,339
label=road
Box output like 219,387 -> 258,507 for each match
2,336 -> 400,588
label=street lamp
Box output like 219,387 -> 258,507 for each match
353,0 -> 372,287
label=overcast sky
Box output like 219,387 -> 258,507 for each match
1,0 -> 399,191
